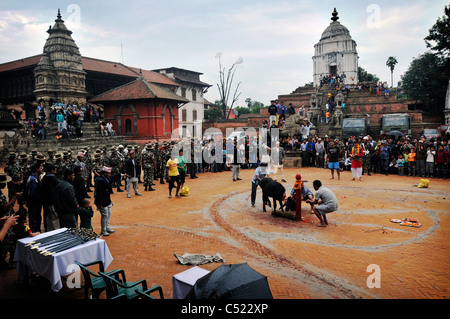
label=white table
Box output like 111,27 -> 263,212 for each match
14,228 -> 113,292
172,266 -> 210,299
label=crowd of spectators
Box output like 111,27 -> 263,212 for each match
25,103 -> 104,141
283,134 -> 449,179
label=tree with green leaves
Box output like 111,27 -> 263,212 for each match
358,67 -> 379,83
386,56 -> 398,88
401,4 -> 450,116
401,52 -> 450,114
424,4 -> 450,58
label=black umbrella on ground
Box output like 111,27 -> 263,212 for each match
185,263 -> 273,299
386,130 -> 405,137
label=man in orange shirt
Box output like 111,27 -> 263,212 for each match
408,147 -> 416,176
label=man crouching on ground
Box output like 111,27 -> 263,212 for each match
307,180 -> 339,227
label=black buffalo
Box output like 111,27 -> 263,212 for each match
259,177 -> 286,213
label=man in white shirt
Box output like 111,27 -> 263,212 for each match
251,162 -> 269,207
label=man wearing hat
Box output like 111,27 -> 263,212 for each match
94,166 -> 115,236
73,152 -> 87,181
142,144 -> 156,191
47,150 -> 55,165
160,142 -> 171,184
153,142 -> 161,182
124,150 -> 142,198
361,136 -> 373,176
84,148 -> 94,192
92,153 -> 103,179
53,153 -> 64,180
0,172 -> 22,269
4,153 -> 23,203
107,147 -> 124,193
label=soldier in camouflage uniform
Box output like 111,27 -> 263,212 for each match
142,144 -> 156,191
92,153 -> 103,180
108,147 -> 124,192
84,147 -> 94,191
47,150 -> 55,165
54,153 -> 64,180
153,142 -> 161,182
160,142 -> 171,183
4,153 -> 23,203
0,173 -> 19,269
61,152 -> 72,177
361,137 -> 373,176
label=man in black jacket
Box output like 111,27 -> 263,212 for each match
41,164 -> 60,231
54,170 -> 78,229
94,167 -> 114,236
124,151 -> 142,198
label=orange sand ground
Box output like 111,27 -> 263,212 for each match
0,166 -> 449,299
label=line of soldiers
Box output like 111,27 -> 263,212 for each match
3,141 -> 183,206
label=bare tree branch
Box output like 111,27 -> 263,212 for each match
215,54 -> 243,118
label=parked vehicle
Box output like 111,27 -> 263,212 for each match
342,117 -> 368,140
380,114 -> 411,136
420,128 -> 440,141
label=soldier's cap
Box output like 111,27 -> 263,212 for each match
0,173 -> 12,184
145,144 -> 153,150
63,151 -> 69,156
8,153 -> 17,160
110,147 -> 117,152
31,150 -> 37,155
54,153 -> 62,159
19,153 -> 28,160
118,145 -> 124,148
95,149 -> 102,154
48,149 -> 54,153
36,153 -> 46,161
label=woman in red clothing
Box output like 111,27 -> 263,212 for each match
350,141 -> 364,181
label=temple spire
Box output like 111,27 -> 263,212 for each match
331,8 -> 339,22
56,8 -> 63,21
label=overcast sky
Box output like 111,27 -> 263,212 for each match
0,0 -> 448,106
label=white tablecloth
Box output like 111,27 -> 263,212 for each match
14,228 -> 113,292
172,266 -> 210,299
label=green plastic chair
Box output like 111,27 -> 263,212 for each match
98,270 -> 148,299
75,260 -> 118,299
135,285 -> 165,299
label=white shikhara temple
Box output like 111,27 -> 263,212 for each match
313,8 -> 359,87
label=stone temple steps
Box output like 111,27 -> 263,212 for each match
15,122 -> 131,156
